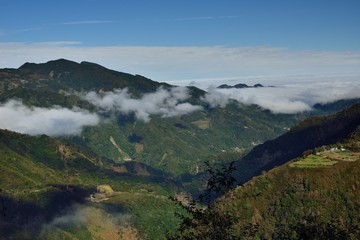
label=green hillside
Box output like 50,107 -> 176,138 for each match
181,103 -> 360,198
232,102 -> 360,185
2,59 -> 357,177
168,118 -> 360,240
0,129 -> 182,239
73,102 -> 298,176
18,59 -> 166,94
0,59 -> 304,176
1,60 -> 360,239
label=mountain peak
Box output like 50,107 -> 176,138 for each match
19,58 -> 79,72
217,83 -> 265,89
13,58 -> 165,93
80,61 -> 105,68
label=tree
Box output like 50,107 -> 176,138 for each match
167,161 -> 242,240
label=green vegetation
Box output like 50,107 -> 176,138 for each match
291,147 -> 360,168
169,142 -> 360,239
168,104 -> 360,239
70,102 -> 299,176
0,129 -> 182,239
108,192 -> 184,239
1,59 -> 360,239
232,102 -> 360,185
2,59 -> 351,177
290,154 -> 337,168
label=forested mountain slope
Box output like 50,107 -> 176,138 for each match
0,59 -> 306,176
233,102 -> 360,185
169,104 -> 360,240
0,129 -> 182,239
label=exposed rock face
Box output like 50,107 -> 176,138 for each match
109,136 -> 132,161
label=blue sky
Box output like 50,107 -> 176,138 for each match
2,0 -> 359,49
0,0 -> 359,84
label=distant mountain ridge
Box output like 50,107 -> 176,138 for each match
217,83 -> 265,89
0,59 -> 359,177
233,102 -> 360,185
0,59 -> 305,176
17,59 -> 167,94
169,102 -> 360,239
170,130 -> 360,239
1,59 -> 360,239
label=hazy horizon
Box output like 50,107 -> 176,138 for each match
1,1 -> 359,86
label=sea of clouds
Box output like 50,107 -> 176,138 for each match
1,79 -> 359,137
0,100 -> 100,136
0,43 -> 359,136
0,87 -> 203,136
82,86 -> 203,122
188,75 -> 360,114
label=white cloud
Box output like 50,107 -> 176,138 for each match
201,79 -> 360,114
82,87 -> 203,122
51,204 -> 88,226
200,86 -> 230,108
41,204 -> 132,237
35,41 -> 82,46
175,16 -> 239,21
0,42 -> 359,115
0,42 -> 359,83
60,20 -> 113,25
0,100 -> 100,136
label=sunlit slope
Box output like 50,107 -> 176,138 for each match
0,59 -> 303,176
233,102 -> 360,184
169,106 -> 360,239
0,129 -> 182,239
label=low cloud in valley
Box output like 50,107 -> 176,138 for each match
0,100 -> 100,136
83,86 -> 203,122
201,79 -> 360,114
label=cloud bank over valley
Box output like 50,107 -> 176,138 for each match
0,87 -> 203,137
0,100 -> 100,136
82,87 -> 203,122
201,79 -> 360,114
1,42 -> 358,117
1,81 -> 359,137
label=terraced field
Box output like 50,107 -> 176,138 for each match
290,148 -> 359,168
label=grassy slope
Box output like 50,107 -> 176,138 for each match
183,103 -> 360,198
2,60 -> 360,239
77,103 -> 299,176
232,102 -> 360,185
216,148 -> 359,238
0,129 -> 182,239
169,127 -> 360,239
1,59 -> 358,178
